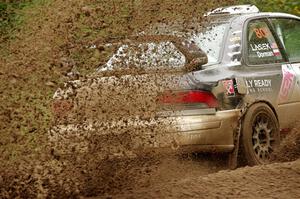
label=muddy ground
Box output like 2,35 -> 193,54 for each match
109,159 -> 300,199
83,129 -> 300,199
88,129 -> 300,198
1,0 -> 300,198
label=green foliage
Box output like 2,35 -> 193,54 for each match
0,0 -> 48,41
239,0 -> 300,16
0,1 -> 29,34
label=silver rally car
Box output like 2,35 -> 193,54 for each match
52,5 -> 300,166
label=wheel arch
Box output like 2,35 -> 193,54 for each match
239,100 -> 279,122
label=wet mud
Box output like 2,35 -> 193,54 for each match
0,0 -> 299,198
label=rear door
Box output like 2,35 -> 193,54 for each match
269,17 -> 300,127
242,17 -> 286,112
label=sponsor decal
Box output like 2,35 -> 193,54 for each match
222,79 -> 235,96
230,36 -> 241,42
245,79 -> 273,93
228,43 -> 241,49
228,35 -> 242,61
227,52 -> 241,57
279,64 -> 296,103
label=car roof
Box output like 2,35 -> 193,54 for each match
239,12 -> 300,20
205,12 -> 300,32
206,5 -> 300,24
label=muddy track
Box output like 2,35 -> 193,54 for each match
100,159 -> 300,199
85,129 -> 300,198
84,153 -> 228,198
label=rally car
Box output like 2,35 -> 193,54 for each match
51,5 -> 300,166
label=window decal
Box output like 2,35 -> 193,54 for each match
253,27 -> 269,39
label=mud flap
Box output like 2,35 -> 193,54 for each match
228,119 -> 242,169
227,118 -> 241,169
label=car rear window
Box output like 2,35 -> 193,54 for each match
99,41 -> 186,71
191,22 -> 228,65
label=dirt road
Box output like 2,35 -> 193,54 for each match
80,130 -> 300,198
97,158 -> 300,199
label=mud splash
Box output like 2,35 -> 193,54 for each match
1,0 -> 299,198
272,126 -> 300,162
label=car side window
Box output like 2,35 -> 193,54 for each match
270,18 -> 300,63
247,19 -> 283,65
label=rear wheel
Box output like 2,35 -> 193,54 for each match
241,103 -> 280,165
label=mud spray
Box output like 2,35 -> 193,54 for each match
0,0 -> 299,198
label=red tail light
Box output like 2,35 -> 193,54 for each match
159,90 -> 218,108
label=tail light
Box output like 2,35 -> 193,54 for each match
51,99 -> 73,118
158,90 -> 218,108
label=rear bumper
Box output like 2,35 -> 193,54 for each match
169,109 -> 241,152
49,109 -> 241,154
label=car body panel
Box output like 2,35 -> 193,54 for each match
51,8 -> 300,154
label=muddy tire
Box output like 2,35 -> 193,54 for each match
241,103 -> 280,166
